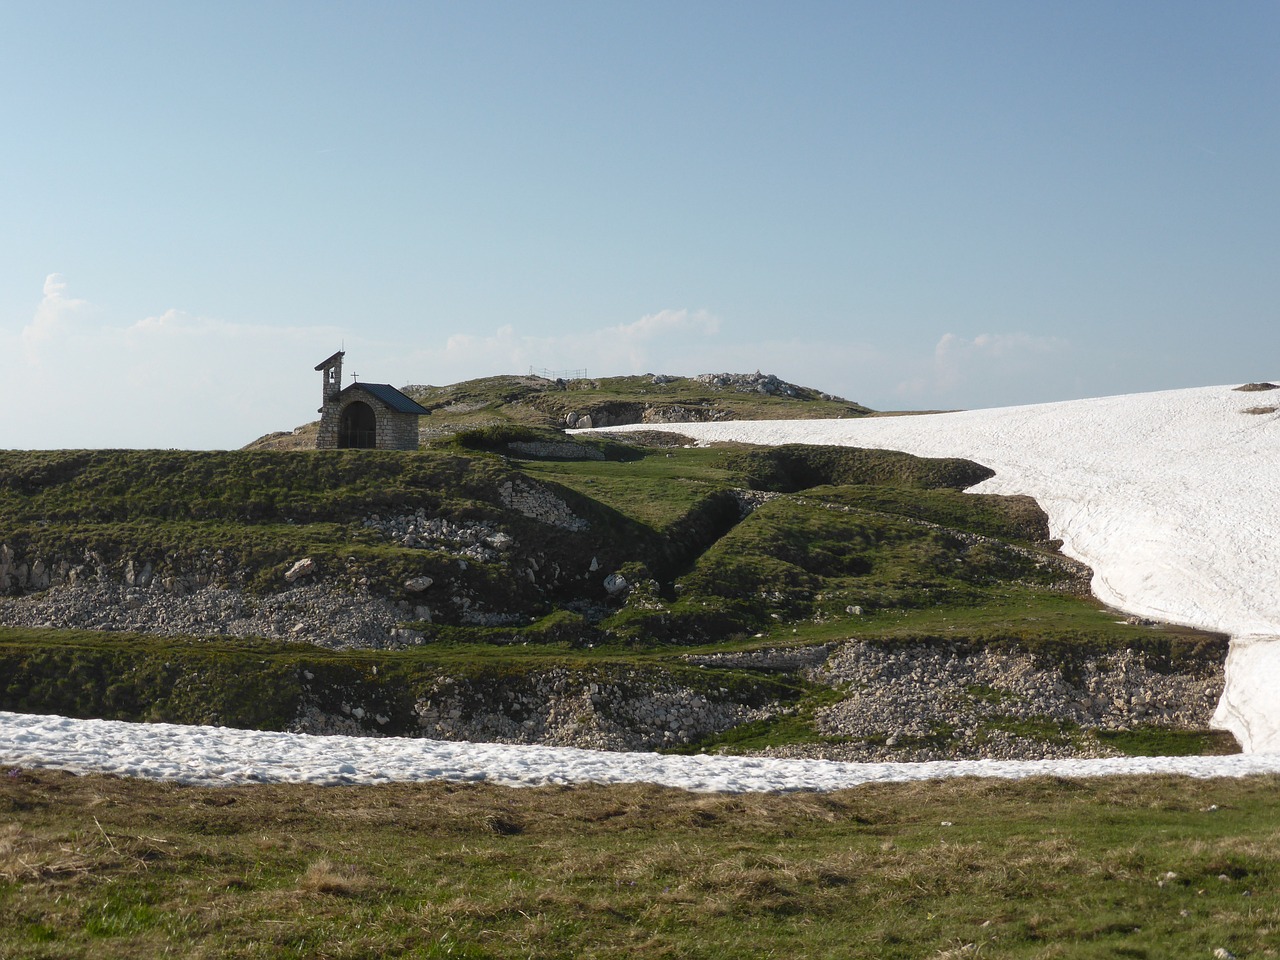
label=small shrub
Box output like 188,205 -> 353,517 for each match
454,424 -> 553,450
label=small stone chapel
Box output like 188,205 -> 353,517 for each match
313,351 -> 429,450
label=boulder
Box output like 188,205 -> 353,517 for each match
486,533 -> 515,551
284,557 -> 316,583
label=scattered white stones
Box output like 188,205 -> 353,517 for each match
694,371 -> 804,397
766,640 -> 1222,763
364,511 -> 505,562
0,580 -> 409,650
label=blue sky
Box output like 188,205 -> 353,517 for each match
2,1 -> 1276,448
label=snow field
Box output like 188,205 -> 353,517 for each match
583,382 -> 1280,752
5,711 -> 1280,791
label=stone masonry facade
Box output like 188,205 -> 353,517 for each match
314,351 -> 426,451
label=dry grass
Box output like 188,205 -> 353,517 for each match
0,823 -> 102,882
1234,381 -> 1279,392
1,769 -> 1279,958
296,857 -> 375,897
1243,405 -> 1278,415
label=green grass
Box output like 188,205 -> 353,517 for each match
0,448 -> 513,522
519,447 -> 737,530
723,443 -> 995,492
1,770 -> 1278,958
0,447 -> 656,611
798,483 -> 1052,543
0,626 -> 801,735
1098,727 -> 1241,757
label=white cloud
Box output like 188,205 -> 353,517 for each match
893,331 -> 1072,409
0,275 -> 341,450
937,331 -> 1067,362
21,273 -> 92,352
613,308 -> 721,341
402,309 -> 726,384
0,278 -> 1089,448
4,290 -> 734,448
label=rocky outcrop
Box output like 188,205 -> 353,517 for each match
694,371 -> 802,396
683,644 -> 836,672
2,544 -> 89,595
286,638 -> 1226,759
772,640 -> 1224,762
402,669 -> 763,751
0,538 -> 1229,761
566,404 -> 734,430
0,579 -> 417,649
0,542 -> 243,599
498,479 -> 589,531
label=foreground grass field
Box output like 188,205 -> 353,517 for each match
1,770 -> 1277,958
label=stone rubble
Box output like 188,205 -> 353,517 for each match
766,640 -> 1223,763
406,669 -> 763,751
0,579 -> 412,650
363,511 -> 508,563
498,479 -> 589,531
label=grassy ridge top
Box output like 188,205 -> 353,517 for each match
407,372 -> 871,428
0,448 -> 507,522
247,371 -> 873,449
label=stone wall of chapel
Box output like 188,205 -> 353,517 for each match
316,398 -> 341,449
316,393 -> 420,451
380,411 -> 421,450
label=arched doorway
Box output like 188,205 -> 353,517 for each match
338,401 -> 377,448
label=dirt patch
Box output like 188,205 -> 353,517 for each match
1234,382 -> 1279,392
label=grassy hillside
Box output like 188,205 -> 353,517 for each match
0,433 -> 1229,757
0,442 -> 1064,639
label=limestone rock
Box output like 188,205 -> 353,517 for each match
284,557 -> 317,583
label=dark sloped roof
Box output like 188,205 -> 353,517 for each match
346,382 -> 431,415
315,350 -> 345,371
